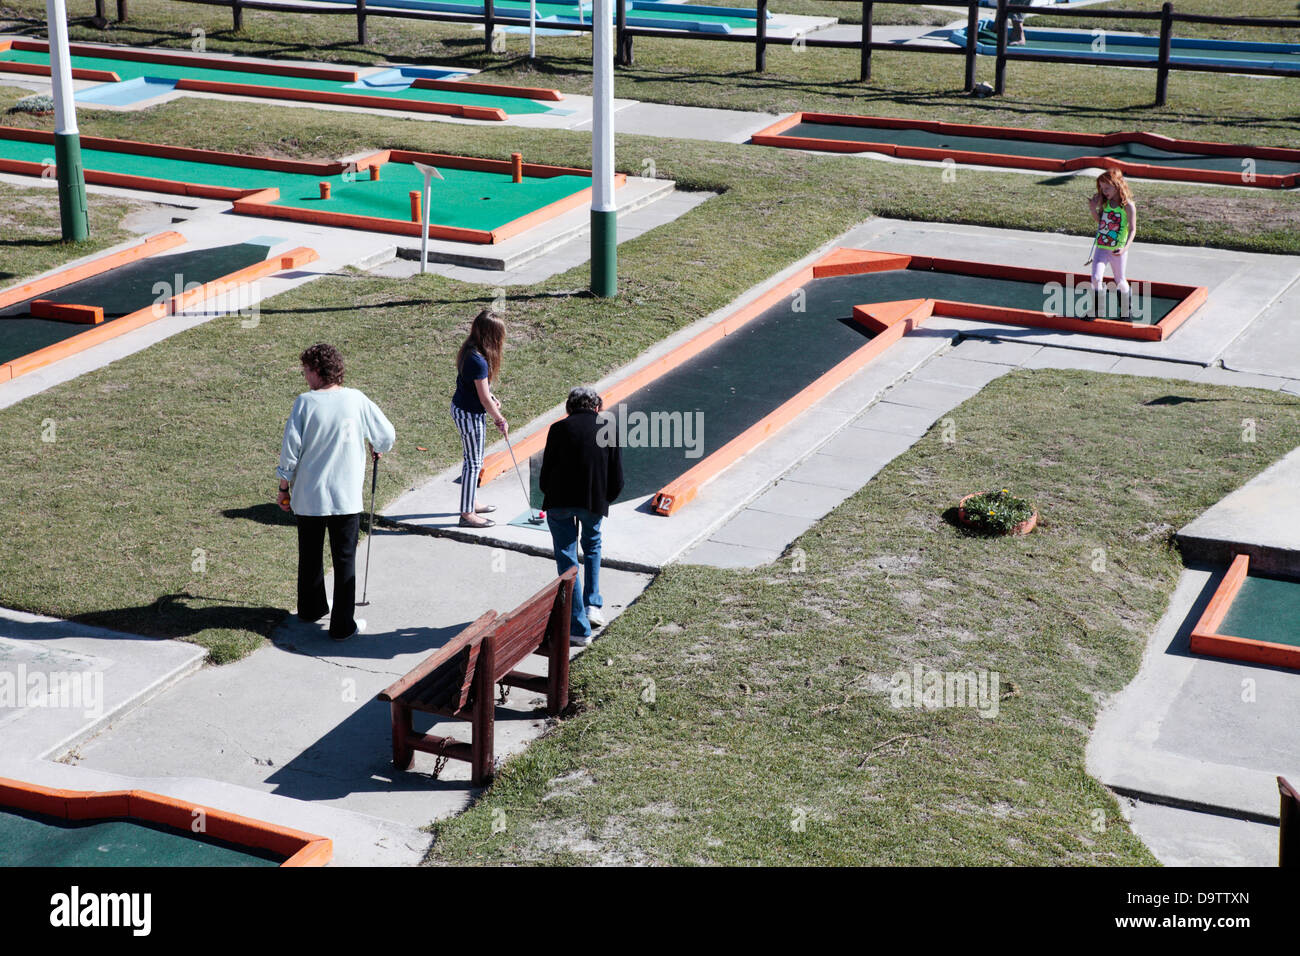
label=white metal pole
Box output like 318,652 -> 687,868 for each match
45,0 -> 88,240
413,162 -> 443,275
530,0 -> 536,58
590,0 -> 616,296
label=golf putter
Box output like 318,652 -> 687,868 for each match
358,452 -> 379,606
502,432 -> 545,525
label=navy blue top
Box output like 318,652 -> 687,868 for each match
452,350 -> 490,414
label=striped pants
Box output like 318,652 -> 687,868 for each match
451,402 -> 486,514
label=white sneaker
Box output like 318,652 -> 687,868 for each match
333,618 -> 367,642
569,632 -> 593,647
586,607 -> 606,628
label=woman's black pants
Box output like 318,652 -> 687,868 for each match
296,513 -> 361,639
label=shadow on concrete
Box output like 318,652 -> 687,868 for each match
264,693 -> 546,799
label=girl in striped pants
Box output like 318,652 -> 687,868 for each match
451,310 -> 508,528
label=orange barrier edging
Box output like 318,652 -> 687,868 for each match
1189,554 -> 1300,671
651,307 -> 921,516
0,775 -> 332,866
0,59 -> 120,82
0,245 -> 319,381
749,111 -> 1300,190
0,231 -> 186,311
411,76 -> 564,101
30,300 -> 104,324
13,37 -> 358,82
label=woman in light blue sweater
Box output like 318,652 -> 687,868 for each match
277,343 -> 395,641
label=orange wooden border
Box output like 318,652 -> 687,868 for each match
750,112 -> 1300,190
0,59 -> 120,82
0,246 -> 318,381
12,37 -> 359,81
0,231 -> 186,310
478,258 -> 824,486
29,300 -> 104,324
411,76 -> 563,101
174,78 -> 507,121
0,776 -> 332,866
1189,553 -> 1300,671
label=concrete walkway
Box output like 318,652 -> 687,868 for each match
67,533 -> 650,832
0,608 -> 429,865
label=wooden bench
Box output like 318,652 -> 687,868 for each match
1281,776 -> 1299,867
377,568 -> 576,785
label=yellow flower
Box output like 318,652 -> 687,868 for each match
1001,488 -> 1009,494
988,510 -> 995,516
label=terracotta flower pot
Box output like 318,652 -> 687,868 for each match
957,492 -> 1038,536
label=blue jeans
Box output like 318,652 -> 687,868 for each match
546,507 -> 603,637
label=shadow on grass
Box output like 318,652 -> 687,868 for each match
222,502 -> 296,526
73,593 -> 286,642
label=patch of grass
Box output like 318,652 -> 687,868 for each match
0,182 -> 159,286
1,0 -> 1297,140
423,370 -> 1300,865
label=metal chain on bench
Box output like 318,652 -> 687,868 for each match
497,682 -> 510,705
431,738 -> 451,780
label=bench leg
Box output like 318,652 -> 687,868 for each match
391,702 -> 414,771
471,636 -> 497,785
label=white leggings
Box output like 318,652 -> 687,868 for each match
1091,248 -> 1130,294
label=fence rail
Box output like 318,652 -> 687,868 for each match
95,0 -> 1300,105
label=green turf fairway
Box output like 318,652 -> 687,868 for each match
0,242 -> 273,366
783,121 -> 1300,176
0,47 -> 556,114
1219,575 -> 1300,648
0,808 -> 282,866
0,136 -> 592,231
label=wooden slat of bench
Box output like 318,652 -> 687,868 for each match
488,568 -> 577,683
377,611 -> 497,703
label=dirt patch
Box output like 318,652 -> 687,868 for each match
1145,195 -> 1300,236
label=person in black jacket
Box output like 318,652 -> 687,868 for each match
539,386 -> 623,645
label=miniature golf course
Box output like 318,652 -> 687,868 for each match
488,248 -> 1204,517
0,779 -> 331,866
0,233 -> 316,381
0,241 -> 274,364
311,0 -> 770,33
751,113 -> 1300,188
0,128 -> 608,242
0,808 -> 284,866
952,20 -> 1300,72
1192,554 -> 1300,670
0,39 -> 562,119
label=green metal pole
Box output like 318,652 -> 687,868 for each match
47,0 -> 88,242
591,208 -> 617,299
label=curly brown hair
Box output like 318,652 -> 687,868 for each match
300,343 -> 345,387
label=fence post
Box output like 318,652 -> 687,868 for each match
755,0 -> 767,72
116,0 -> 127,22
485,0 -> 495,54
993,0 -> 1008,95
93,0 -> 105,23
232,0 -> 243,31
613,0 -> 629,65
1155,1 -> 1173,106
357,0 -> 368,43
963,0 -> 978,92
860,0 -> 872,82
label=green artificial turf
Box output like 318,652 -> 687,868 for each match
1219,575 -> 1300,647
0,133 -> 592,230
